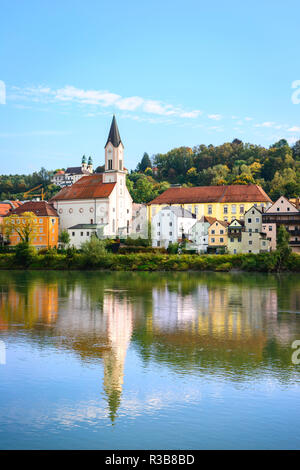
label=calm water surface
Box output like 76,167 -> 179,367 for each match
0,270 -> 300,449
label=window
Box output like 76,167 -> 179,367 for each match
220,237 -> 224,243
287,207 -> 290,211
157,222 -> 160,227
108,159 -> 112,170
208,205 -> 212,215
249,240 -> 252,245
211,230 -> 215,234
39,219 -> 43,224
119,160 -> 122,170
157,241 -> 160,247
224,206 -> 228,214
262,241 -> 266,246
51,219 -> 55,224
81,232 -> 84,236
127,209 -> 129,214
269,226 -> 272,231
72,232 -> 75,236
87,232 -> 90,236
39,228 -> 43,233
169,222 -> 172,227
220,230 -> 224,234
211,238 -> 215,243
249,231 -> 252,235
231,238 -> 234,242
248,218 -> 252,223
232,205 -> 236,214
169,232 -> 172,236
240,205 -> 244,214
256,218 -> 259,223
277,207 -> 280,212
157,232 -> 160,236
90,219 -> 93,224
255,228 -> 258,233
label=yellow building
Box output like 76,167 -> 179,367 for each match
5,201 -> 59,249
208,220 -> 228,252
148,184 -> 272,223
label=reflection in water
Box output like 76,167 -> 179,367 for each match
0,271 -> 300,426
102,294 -> 133,422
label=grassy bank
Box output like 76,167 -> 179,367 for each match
0,251 -> 300,272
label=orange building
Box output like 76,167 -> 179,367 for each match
5,201 -> 59,249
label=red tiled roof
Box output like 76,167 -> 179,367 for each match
50,174 -> 116,201
203,216 -> 217,225
148,184 -> 272,205
8,201 -> 58,217
0,203 -> 12,217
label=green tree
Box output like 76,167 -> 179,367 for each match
136,153 -> 152,172
58,229 -> 70,249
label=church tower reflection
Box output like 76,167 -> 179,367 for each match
102,293 -> 133,423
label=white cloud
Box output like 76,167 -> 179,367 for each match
244,117 -> 253,121
11,84 -> 201,120
208,114 -> 222,120
0,80 -> 6,104
288,126 -> 300,132
254,121 -> 276,128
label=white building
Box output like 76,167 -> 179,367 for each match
132,203 -> 148,239
51,156 -> 93,188
151,206 -> 196,248
50,116 -> 133,247
189,216 -> 216,253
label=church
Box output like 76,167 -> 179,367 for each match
50,116 -> 133,246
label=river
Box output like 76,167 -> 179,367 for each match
0,271 -> 299,449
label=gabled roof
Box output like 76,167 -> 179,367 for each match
210,219 -> 229,228
148,184 -> 272,205
8,201 -> 58,217
50,174 -> 116,201
105,115 -> 122,148
228,218 -> 244,227
266,195 -> 299,214
65,167 -> 91,175
245,205 -> 262,216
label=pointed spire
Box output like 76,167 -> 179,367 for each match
105,115 -> 122,148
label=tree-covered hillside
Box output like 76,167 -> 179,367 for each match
126,139 -> 300,203
1,139 -> 300,203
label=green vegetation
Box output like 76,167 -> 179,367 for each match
1,246 -> 300,272
126,138 -> 300,203
2,138 -> 300,204
0,167 -> 60,201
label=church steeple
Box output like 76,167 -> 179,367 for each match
105,115 -> 122,148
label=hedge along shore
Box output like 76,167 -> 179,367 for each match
1,252 -> 300,272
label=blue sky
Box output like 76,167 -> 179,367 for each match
0,0 -> 300,174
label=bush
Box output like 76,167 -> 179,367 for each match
14,242 -> 36,268
167,242 -> 179,254
215,262 -> 232,272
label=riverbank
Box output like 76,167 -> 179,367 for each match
0,251 -> 300,272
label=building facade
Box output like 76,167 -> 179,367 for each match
151,206 -> 196,248
4,201 -> 59,249
148,184 -> 272,223
262,196 -> 300,253
208,220 -> 228,252
189,216 -> 216,253
51,116 -> 133,247
51,156 -> 93,188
